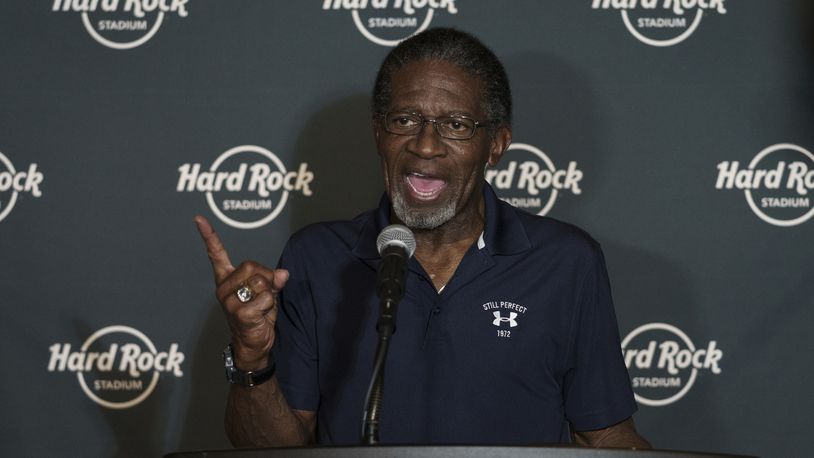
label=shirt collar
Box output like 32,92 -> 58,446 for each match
352,193 -> 391,260
480,183 -> 532,255
352,183 -> 532,259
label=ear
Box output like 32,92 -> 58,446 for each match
487,124 -> 512,167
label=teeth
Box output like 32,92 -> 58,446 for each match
408,183 -> 435,197
405,174 -> 444,198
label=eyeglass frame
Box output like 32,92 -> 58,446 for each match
377,111 -> 487,140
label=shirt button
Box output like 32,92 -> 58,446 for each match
433,307 -> 441,315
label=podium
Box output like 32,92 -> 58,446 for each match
166,446 -> 755,458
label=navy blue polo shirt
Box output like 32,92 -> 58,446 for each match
274,184 -> 636,445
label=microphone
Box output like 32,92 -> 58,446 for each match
361,225 -> 416,444
375,224 -> 416,336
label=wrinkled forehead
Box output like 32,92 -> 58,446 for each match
387,59 -> 487,113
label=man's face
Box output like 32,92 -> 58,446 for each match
374,59 -> 511,230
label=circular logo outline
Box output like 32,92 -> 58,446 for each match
351,9 -> 434,46
620,8 -> 703,47
0,151 -> 19,222
621,322 -> 698,407
744,143 -> 814,227
504,143 -> 559,216
81,12 -> 164,50
76,325 -> 160,410
206,145 -> 290,230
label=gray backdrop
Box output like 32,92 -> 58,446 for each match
1,1 -> 812,457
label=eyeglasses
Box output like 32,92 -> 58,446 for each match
380,111 -> 485,140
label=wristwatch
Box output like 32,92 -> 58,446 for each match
223,343 -> 276,387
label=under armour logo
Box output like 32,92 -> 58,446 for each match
493,311 -> 518,327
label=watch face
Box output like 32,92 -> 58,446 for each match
223,345 -> 238,383
222,344 -> 275,386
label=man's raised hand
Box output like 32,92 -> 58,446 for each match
194,215 -> 289,370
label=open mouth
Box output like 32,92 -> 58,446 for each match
404,172 -> 447,201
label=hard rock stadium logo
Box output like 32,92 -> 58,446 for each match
52,0 -> 189,50
485,143 -> 583,217
177,145 -> 314,230
715,143 -> 814,227
322,0 -> 459,46
47,325 -> 185,409
622,322 -> 722,406
591,0 -> 728,47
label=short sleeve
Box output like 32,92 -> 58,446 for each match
563,245 -> 637,431
273,238 -> 321,411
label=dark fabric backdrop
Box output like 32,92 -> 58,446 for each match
1,1 -> 811,457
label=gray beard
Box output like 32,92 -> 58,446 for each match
391,188 -> 457,230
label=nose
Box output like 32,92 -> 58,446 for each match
408,120 -> 446,159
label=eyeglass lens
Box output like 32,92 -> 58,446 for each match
385,112 -> 477,139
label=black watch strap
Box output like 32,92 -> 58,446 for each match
223,344 -> 276,387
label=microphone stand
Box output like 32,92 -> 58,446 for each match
360,224 -> 414,445
360,308 -> 395,445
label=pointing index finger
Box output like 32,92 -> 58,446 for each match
194,215 -> 235,283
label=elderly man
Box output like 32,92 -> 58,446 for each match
196,28 -> 648,448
